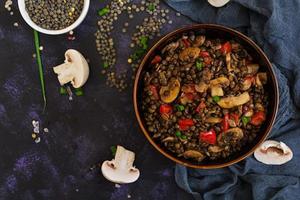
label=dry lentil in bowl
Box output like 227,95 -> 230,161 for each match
25,0 -> 84,30
141,33 -> 269,162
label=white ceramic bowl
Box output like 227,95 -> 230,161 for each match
18,0 -> 90,35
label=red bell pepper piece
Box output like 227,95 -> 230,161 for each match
149,85 -> 159,100
178,119 -> 194,130
182,39 -> 190,48
250,111 -> 266,126
230,113 -> 239,125
159,104 -> 172,115
151,55 -> 162,65
199,51 -> 210,57
222,113 -> 229,132
220,42 -> 232,54
196,101 -> 206,113
199,129 -> 217,145
203,56 -> 212,65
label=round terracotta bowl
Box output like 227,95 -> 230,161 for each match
133,24 -> 279,169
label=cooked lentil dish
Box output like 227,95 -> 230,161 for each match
141,33 -> 269,162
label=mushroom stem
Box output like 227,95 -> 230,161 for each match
53,63 -> 75,86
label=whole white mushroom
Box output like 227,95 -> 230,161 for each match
208,0 -> 230,7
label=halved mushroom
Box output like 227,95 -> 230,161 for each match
53,49 -> 89,88
179,47 -> 201,61
162,136 -> 175,143
210,77 -> 230,87
101,146 -> 140,184
217,92 -> 250,108
183,150 -> 206,162
255,72 -> 267,86
162,42 -> 179,54
246,64 -> 259,74
205,117 -> 223,124
208,0 -> 230,7
193,35 -> 206,47
217,127 -> 244,146
254,140 -> 293,165
226,53 -> 234,72
208,145 -> 224,153
241,76 -> 254,91
195,82 -> 209,93
159,79 -> 180,103
211,86 -> 224,96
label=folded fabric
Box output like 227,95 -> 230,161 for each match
163,0 -> 300,199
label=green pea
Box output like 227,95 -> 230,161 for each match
59,86 -> 67,95
75,88 -> 84,96
181,135 -> 187,140
196,60 -> 203,70
98,7 -> 110,16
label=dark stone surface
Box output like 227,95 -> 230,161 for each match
0,1 -> 194,199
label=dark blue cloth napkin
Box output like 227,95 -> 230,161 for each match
164,0 -> 300,199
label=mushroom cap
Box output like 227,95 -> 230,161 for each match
65,49 -> 89,88
101,161 -> 140,184
254,140 -> 293,165
207,0 -> 230,7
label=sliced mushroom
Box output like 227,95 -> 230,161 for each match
244,109 -> 254,117
254,140 -> 293,165
162,42 -> 179,54
217,92 -> 250,108
193,35 -> 206,47
179,47 -> 201,61
53,49 -> 89,88
208,145 -> 224,153
210,77 -> 230,87
162,136 -> 175,143
211,86 -> 224,97
217,127 -> 244,146
246,64 -> 259,74
205,117 -> 223,124
255,72 -> 267,86
208,0 -> 230,7
195,82 -> 209,93
226,53 -> 233,72
255,103 -> 265,111
183,150 -> 205,162
101,146 -> 140,184
241,76 -> 254,91
159,79 -> 180,103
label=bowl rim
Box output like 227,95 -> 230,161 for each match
133,24 -> 279,169
17,0 -> 90,35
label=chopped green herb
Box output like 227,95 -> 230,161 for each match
139,36 -> 149,50
131,47 -> 146,61
75,88 -> 84,96
212,96 -> 220,103
175,131 -> 182,137
110,146 -> 117,156
60,86 -> 67,95
242,116 -> 251,126
103,62 -> 109,68
181,135 -> 187,140
175,104 -> 185,111
148,3 -> 155,11
98,7 -> 110,16
196,60 -> 204,70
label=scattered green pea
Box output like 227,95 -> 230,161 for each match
139,36 -> 149,50
148,3 -> 155,11
181,135 -> 187,140
103,62 -> 109,68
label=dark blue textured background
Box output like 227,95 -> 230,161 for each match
0,0 -> 194,199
